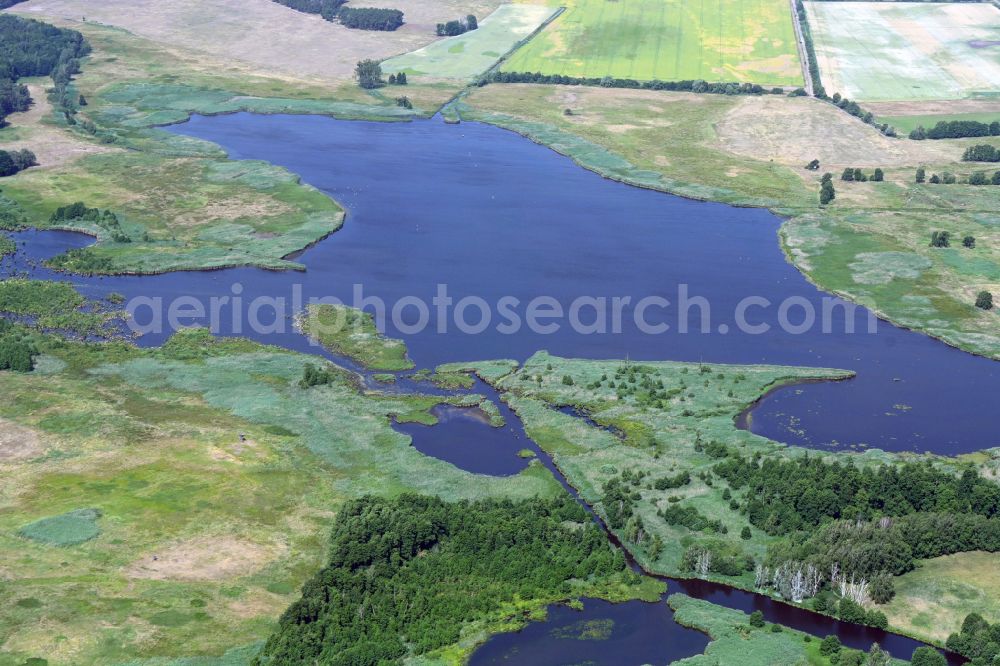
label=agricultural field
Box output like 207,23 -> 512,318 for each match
807,1 -> 1000,102
13,0 -> 507,83
877,111 -> 1000,135
382,3 -> 558,80
500,0 -> 803,85
879,551 -> 1000,644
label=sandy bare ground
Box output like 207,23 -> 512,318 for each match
15,0 -> 508,82
0,418 -> 44,462
715,96 -> 958,168
0,85 -> 115,168
126,535 -> 284,582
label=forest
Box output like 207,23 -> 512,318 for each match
337,8 -> 404,31
0,14 -> 89,125
254,494 -> 629,665
270,0 -> 403,30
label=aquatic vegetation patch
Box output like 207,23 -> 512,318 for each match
298,303 -> 413,371
18,508 -> 102,546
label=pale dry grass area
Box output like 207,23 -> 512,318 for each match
715,95 -> 961,168
866,99 -> 1000,117
126,535 -> 286,582
14,0 -> 507,83
0,84 -> 116,168
0,418 -> 44,462
883,551 -> 1000,643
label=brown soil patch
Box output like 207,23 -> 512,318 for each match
0,418 -> 44,462
126,536 -> 283,582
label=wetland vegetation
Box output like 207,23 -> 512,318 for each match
1,0 -> 999,663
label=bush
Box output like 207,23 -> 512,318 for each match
962,144 -> 1000,162
820,634 -> 842,656
910,647 -> 946,666
930,231 -> 950,248
976,291 -> 993,311
749,610 -> 765,628
870,572 -> 895,603
355,59 -> 384,89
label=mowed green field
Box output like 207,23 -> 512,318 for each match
808,1 -> 1000,101
383,4 -> 558,80
500,0 -> 803,85
879,112 -> 1000,134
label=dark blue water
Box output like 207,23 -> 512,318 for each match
7,112 -> 996,454
469,597 -> 709,666
1,112 -> 974,662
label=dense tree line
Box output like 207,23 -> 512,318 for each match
794,0 -> 825,98
270,0 -> 403,30
0,148 -> 36,177
828,92 -> 897,136
436,15 -> 477,36
714,453 -> 1000,536
338,7 -> 403,30
840,167 -> 884,182
253,494 -> 628,665
50,202 -> 130,243
479,71 -> 780,96
271,0 -> 346,19
962,144 -> 1000,162
910,119 -> 1000,140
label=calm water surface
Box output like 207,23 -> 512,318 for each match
3,112 -> 985,662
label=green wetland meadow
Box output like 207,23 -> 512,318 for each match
1,0 -> 999,665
